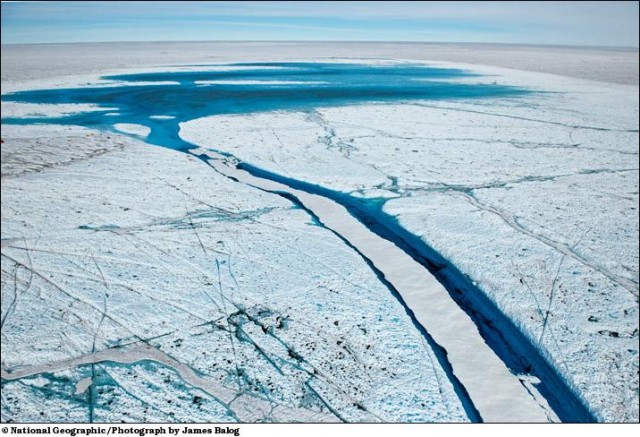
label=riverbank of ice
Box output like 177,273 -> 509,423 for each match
1,125 -> 467,422
179,63 -> 639,422
2,43 -> 638,422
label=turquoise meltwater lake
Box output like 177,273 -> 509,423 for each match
0,62 -> 599,423
1,62 -> 528,151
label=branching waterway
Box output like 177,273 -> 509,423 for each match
1,62 -> 596,422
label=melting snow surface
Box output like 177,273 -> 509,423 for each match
1,56 -> 638,423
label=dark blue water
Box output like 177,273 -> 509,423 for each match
233,161 -> 597,423
2,63 -> 596,422
2,62 -> 527,151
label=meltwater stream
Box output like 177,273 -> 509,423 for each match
1,62 -> 595,422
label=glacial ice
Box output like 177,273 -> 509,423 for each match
1,55 -> 638,423
179,65 -> 639,422
1,127 -> 466,422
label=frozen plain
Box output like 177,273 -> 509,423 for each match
1,43 -> 638,423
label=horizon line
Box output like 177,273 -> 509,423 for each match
2,40 -> 638,51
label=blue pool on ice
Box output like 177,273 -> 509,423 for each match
1,63 -> 598,423
2,62 -> 528,150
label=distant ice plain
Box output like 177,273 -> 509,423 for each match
1,42 -> 638,423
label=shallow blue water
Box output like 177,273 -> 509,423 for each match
2,62 -> 527,151
4,63 -> 598,422
233,161 -> 597,423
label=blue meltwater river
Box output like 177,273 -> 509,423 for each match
1,62 -> 596,422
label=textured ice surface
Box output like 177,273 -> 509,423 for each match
0,102 -> 117,119
1,44 -> 638,422
2,42 -> 637,88
193,150 -> 556,422
1,125 -> 126,179
1,128 -> 466,422
179,67 -> 639,422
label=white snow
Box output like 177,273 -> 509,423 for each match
179,62 -> 639,422
1,124 -> 127,179
1,102 -> 118,119
2,42 -> 637,89
113,123 -> 151,137
2,42 -> 638,423
74,377 -> 92,395
1,130 -> 466,423
195,150 -> 554,422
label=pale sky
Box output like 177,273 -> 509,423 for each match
1,1 -> 638,47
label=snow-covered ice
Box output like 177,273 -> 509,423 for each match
1,126 -> 466,423
1,125 -> 127,179
179,64 -> 638,422
113,123 -> 151,138
1,42 -> 638,423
